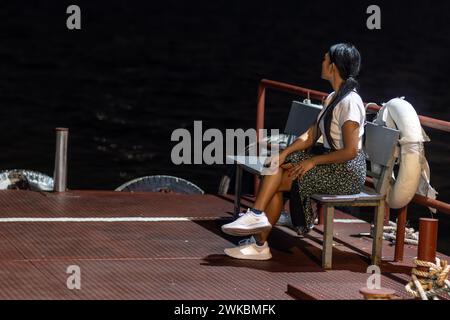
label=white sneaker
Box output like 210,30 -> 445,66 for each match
224,237 -> 272,261
276,210 -> 293,227
221,209 -> 272,236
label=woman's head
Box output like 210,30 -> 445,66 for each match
321,43 -> 361,83
319,43 -> 362,150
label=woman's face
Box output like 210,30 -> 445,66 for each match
321,52 -> 333,81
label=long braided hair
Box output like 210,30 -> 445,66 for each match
319,43 -> 361,150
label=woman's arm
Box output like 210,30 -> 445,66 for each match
287,120 -> 360,179
283,124 -> 318,155
311,120 -> 359,165
265,124 -> 318,168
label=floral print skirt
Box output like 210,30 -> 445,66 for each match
285,146 -> 367,228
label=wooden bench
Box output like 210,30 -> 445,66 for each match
311,122 -> 399,268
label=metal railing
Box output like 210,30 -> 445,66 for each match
255,78 -> 450,214
254,78 -> 450,261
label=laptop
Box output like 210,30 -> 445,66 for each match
284,100 -> 323,137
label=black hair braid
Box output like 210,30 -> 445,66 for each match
323,77 -> 359,150
320,43 -> 361,150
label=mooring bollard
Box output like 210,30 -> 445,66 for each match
359,287 -> 396,300
412,217 -> 450,300
404,218 -> 440,300
53,128 -> 69,192
417,218 -> 438,279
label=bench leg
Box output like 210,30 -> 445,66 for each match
372,201 -> 385,266
234,165 -> 243,218
322,205 -> 334,269
317,202 -> 324,226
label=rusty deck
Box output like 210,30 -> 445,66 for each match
0,189 -> 448,300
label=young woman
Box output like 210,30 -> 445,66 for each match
221,43 -> 367,260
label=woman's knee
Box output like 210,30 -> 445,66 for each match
278,170 -> 293,192
261,166 -> 282,182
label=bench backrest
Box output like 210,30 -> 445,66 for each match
284,101 -> 322,145
364,122 -> 400,195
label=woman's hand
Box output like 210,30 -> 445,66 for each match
287,158 -> 316,180
263,151 -> 287,169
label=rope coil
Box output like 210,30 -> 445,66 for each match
368,221 -> 419,245
405,257 -> 450,300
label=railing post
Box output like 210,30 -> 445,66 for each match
394,206 -> 408,262
384,205 -> 390,226
53,128 -> 69,192
254,82 -> 266,195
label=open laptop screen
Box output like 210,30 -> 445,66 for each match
284,101 -> 323,137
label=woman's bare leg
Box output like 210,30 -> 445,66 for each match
254,191 -> 283,244
254,170 -> 293,243
253,167 -> 285,211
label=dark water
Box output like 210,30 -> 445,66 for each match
0,1 -> 449,250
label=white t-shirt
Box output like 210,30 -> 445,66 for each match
317,90 -> 365,150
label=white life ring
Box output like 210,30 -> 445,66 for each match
373,97 -> 426,209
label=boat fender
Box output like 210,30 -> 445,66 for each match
0,170 -> 54,191
115,175 -> 205,194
